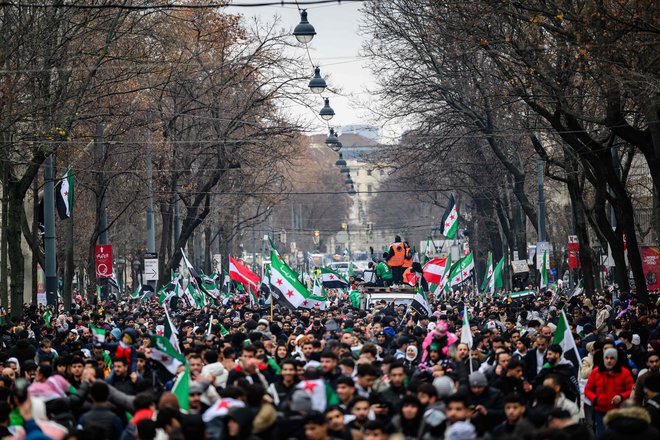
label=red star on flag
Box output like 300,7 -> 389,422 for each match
462,271 -> 468,277
302,300 -> 309,306
63,191 -> 68,197
449,214 -> 455,220
276,279 -> 283,285
161,355 -> 170,362
329,274 -> 334,279
445,222 -> 451,228
287,290 -> 294,297
303,380 -> 318,392
314,303 -> 320,307
216,400 -> 231,410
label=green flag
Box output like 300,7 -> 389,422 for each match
172,365 -> 190,411
96,285 -> 102,303
540,250 -> 548,289
149,335 -> 186,374
89,323 -> 106,343
493,256 -> 504,290
220,324 -> 229,336
349,289 -> 360,309
481,252 -> 493,292
43,310 -> 52,328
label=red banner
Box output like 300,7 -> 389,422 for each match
641,246 -> 660,291
568,235 -> 580,269
95,244 -> 113,279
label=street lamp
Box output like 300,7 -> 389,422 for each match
335,153 -> 346,167
344,174 -> 353,185
293,10 -> 316,43
348,185 -> 357,195
308,67 -> 327,94
319,98 -> 335,121
325,128 -> 339,146
339,165 -> 350,174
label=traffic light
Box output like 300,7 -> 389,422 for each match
313,230 -> 320,238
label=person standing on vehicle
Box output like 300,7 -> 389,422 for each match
387,235 -> 410,284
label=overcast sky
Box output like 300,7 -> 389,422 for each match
226,1 -> 381,137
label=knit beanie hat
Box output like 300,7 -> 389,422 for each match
604,348 -> 618,370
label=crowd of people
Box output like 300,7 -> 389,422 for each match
0,273 -> 658,440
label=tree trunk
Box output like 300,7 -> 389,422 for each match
158,200 -> 172,287
565,155 -> 597,294
7,183 -> 24,317
204,227 -> 212,274
62,215 -> 74,311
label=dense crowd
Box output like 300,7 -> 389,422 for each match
0,282 -> 658,440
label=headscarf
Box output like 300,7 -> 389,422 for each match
405,345 -> 419,362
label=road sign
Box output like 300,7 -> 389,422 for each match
144,253 -> 159,281
95,244 -> 113,278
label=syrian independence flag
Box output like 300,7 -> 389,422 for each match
295,379 -> 339,412
460,305 -> 473,348
202,398 -> 246,423
55,168 -> 74,220
260,265 -> 271,295
507,289 -> 536,299
109,269 -> 121,293
481,252 -> 493,292
301,278 -> 328,310
129,285 -> 144,300
89,323 -> 106,343
229,256 -> 260,293
449,252 -> 474,286
162,305 -> 180,351
423,257 -> 449,285
553,309 -> 581,378
540,250 -> 548,289
158,273 -> 181,306
149,335 -> 186,375
440,194 -> 458,239
269,251 -> 311,309
172,366 -> 190,411
320,267 -> 349,288
411,289 -> 432,317
200,273 -> 220,299
181,248 -> 200,279
569,279 -> 584,299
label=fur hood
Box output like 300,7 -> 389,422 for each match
252,403 -> 277,434
604,407 -> 651,426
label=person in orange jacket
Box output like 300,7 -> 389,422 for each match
387,235 -> 411,285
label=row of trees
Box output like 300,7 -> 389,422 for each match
0,3 -> 321,315
363,0 -> 658,306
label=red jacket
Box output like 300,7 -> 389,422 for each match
584,366 -> 634,412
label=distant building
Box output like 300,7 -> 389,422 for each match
341,124 -> 379,141
309,132 -> 392,255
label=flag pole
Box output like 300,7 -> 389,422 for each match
270,294 -> 274,321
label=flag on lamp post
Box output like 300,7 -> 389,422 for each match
540,250 -> 548,289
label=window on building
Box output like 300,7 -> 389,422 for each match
367,169 -> 372,176
368,184 -> 372,195
380,169 -> 384,176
